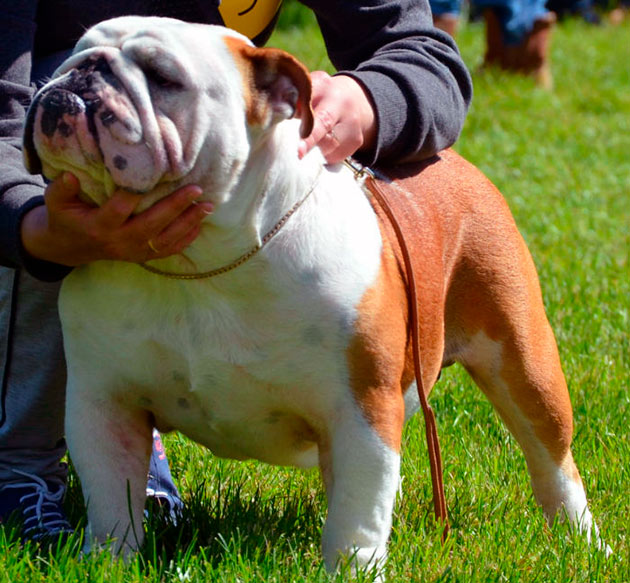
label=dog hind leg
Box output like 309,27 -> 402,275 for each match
440,189 -> 608,549
455,312 -> 606,549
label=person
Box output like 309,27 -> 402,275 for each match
431,0 -> 556,88
546,0 -> 601,24
608,0 -> 630,24
0,0 -> 473,541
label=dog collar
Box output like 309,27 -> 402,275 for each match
138,168 -> 322,280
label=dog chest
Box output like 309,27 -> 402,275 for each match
59,256 -> 386,466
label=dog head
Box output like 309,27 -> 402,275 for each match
23,16 -> 313,210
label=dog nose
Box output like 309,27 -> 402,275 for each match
71,56 -> 144,145
39,89 -> 86,138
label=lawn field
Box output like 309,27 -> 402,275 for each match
1,7 -> 628,583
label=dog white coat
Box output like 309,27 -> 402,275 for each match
24,16 -> 605,572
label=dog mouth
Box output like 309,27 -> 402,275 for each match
24,55 -> 168,204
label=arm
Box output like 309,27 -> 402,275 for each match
21,174 -> 212,267
300,0 -> 473,165
0,3 -> 213,281
0,3 -> 63,279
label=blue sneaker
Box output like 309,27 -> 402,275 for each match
0,470 -> 73,541
145,429 -> 184,522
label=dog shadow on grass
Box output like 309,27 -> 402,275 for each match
141,477 -> 326,569
1,479 -> 325,578
26,464 -> 326,574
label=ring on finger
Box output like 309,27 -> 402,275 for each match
148,239 -> 159,253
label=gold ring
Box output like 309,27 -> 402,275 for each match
148,239 -> 159,253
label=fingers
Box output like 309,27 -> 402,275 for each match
298,72 -> 376,164
31,174 -> 213,265
316,116 -> 362,165
300,110 -> 362,165
118,184 -> 203,234
138,191 -> 214,259
298,72 -> 339,160
44,172 -> 82,209
96,190 -> 145,230
120,186 -> 212,262
148,222 -> 202,259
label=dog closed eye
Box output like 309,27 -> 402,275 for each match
143,65 -> 184,90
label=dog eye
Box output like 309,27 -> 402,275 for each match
144,66 -> 183,90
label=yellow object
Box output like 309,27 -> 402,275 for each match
219,0 -> 282,40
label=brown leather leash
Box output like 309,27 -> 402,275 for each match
345,159 -> 449,540
138,152 -> 449,537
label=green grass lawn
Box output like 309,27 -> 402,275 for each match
2,9 -> 628,583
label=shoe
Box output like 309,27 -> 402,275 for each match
579,8 -> 601,25
481,8 -> 504,68
506,13 -> 556,89
0,470 -> 73,541
145,429 -> 184,522
482,10 -> 556,89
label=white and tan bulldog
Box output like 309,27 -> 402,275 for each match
23,16 -> 604,573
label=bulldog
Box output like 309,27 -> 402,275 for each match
23,16 -> 604,572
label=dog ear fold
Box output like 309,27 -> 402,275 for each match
23,94 -> 44,175
226,39 -> 314,138
251,48 -> 314,139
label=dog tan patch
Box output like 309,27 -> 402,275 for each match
348,150 -> 574,464
223,36 -> 313,137
435,152 -> 574,463
346,221 -> 409,452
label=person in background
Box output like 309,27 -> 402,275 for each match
608,0 -> 630,24
546,0 -> 601,24
431,0 -> 556,88
1,0 -> 472,541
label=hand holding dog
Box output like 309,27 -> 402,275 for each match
20,72 -> 374,267
21,173 -> 213,266
298,72 -> 376,164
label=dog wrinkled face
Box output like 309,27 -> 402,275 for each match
23,17 -> 257,208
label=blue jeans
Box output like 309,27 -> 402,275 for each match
431,0 -> 550,44
0,267 -> 180,503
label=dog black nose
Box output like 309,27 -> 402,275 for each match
39,89 -> 85,138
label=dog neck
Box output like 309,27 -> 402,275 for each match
144,120 -> 326,277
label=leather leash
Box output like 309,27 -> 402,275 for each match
345,159 -> 449,540
137,153 -> 449,537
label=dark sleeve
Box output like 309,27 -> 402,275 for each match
0,2 -> 72,280
301,0 -> 473,165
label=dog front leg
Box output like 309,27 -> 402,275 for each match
65,380 -> 152,555
319,409 -> 401,579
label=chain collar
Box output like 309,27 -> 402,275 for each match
139,169 -> 322,280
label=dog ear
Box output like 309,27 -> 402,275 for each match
225,39 -> 314,138
23,96 -> 44,175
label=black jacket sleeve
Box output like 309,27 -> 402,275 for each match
304,0 -> 473,164
0,0 -> 472,280
0,1 -> 72,280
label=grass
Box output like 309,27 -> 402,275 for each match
3,8 -> 629,583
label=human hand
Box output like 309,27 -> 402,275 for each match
21,173 -> 213,266
298,72 -> 377,164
